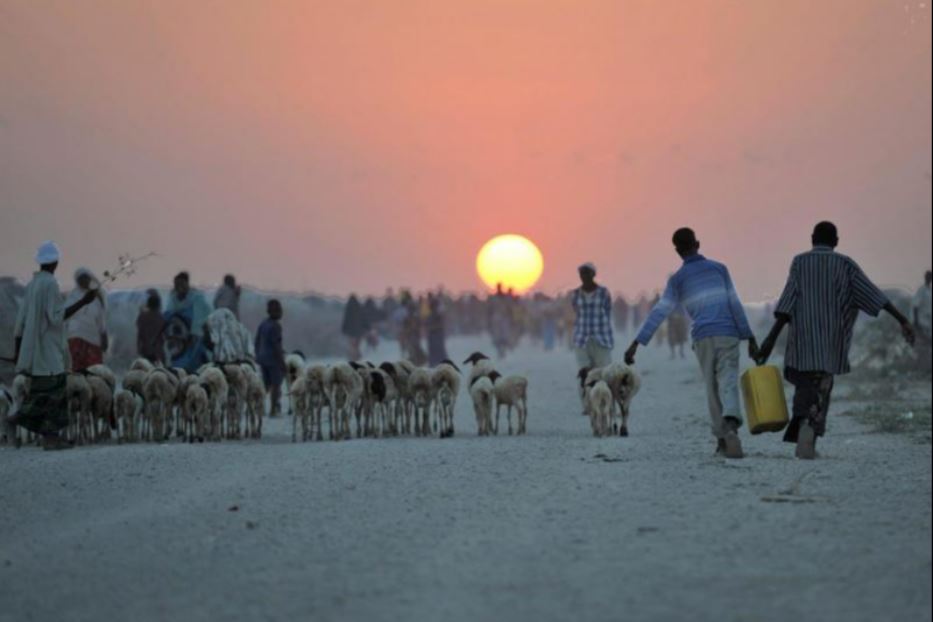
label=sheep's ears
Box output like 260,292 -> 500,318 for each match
440,359 -> 461,373
379,362 -> 397,376
463,352 -> 489,365
487,371 -> 501,383
577,367 -> 591,381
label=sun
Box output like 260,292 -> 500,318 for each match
476,234 -> 544,294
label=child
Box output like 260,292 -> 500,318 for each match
136,289 -> 166,364
255,299 -> 286,417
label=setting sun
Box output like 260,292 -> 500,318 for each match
476,234 -> 544,294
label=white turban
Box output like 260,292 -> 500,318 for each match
579,262 -> 597,275
35,241 -> 61,265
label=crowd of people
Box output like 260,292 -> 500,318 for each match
3,222 -> 930,454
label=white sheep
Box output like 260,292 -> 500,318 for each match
585,379 -> 614,437
199,366 -> 229,442
327,363 -> 363,441
431,360 -> 461,438
284,352 -> 306,414
463,352 -> 496,385
289,374 -> 310,443
304,364 -> 331,441
488,370 -> 529,436
240,363 -> 266,439
469,375 -> 495,436
407,366 -> 434,437
380,361 -> 414,434
185,382 -> 211,443
114,388 -> 142,443
222,363 -> 248,440
599,363 -> 642,437
143,368 -> 177,442
129,357 -> 155,374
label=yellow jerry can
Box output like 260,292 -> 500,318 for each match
741,365 -> 790,434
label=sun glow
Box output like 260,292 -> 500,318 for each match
476,235 -> 544,294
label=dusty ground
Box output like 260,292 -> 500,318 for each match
1,337 -> 930,622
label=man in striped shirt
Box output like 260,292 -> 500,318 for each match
626,228 -> 758,459
757,222 -> 915,459
571,263 -> 614,370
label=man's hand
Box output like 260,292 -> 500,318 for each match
624,340 -> 639,366
902,321 -> 917,347
755,336 -> 775,366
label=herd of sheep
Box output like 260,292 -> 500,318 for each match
285,352 -> 530,441
0,351 -> 642,448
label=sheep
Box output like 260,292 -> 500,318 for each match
199,366 -> 229,441
289,374 -> 310,443
85,364 -> 117,394
114,388 -> 143,443
174,374 -> 200,440
380,362 -> 414,435
431,360 -> 461,438
327,363 -> 363,441
7,375 -> 32,447
585,379 -> 614,437
304,365 -> 331,441
349,362 -> 376,437
488,371 -> 529,436
240,363 -> 265,439
85,373 -> 114,442
599,363 -> 642,437
469,375 -> 495,436
463,352 -> 496,385
185,382 -> 211,443
143,368 -> 176,442
129,357 -> 155,374
222,363 -> 248,440
407,366 -> 434,437
368,368 -> 399,438
65,373 -> 93,444
284,352 -> 306,414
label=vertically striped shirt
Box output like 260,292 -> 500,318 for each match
572,286 -> 614,349
636,255 -> 754,346
775,246 -> 889,375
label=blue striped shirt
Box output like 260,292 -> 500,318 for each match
775,246 -> 889,375
636,255 -> 753,346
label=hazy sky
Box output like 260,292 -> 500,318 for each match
1,1 -> 930,299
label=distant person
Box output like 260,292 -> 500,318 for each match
64,267 -> 108,372
165,272 -> 212,372
914,270 -> 932,342
341,295 -> 369,361
5,242 -> 98,449
362,297 -> 383,351
626,228 -> 758,459
426,293 -> 449,366
255,299 -> 286,417
213,274 -> 242,319
757,222 -> 915,459
488,284 -> 514,358
667,307 -> 689,359
136,289 -> 166,364
572,263 -> 614,372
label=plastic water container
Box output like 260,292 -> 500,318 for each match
741,365 -> 790,434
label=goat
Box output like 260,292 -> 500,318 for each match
488,370 -> 529,436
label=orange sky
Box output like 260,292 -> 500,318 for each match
1,1 -> 930,299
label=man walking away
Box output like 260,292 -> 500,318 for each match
572,263 -> 614,371
136,289 -> 166,364
757,222 -> 915,459
255,299 -> 286,417
65,267 -> 108,372
213,274 -> 242,319
6,242 -> 99,449
914,270 -> 932,343
625,228 -> 758,459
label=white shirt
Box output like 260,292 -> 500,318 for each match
914,284 -> 932,337
65,287 -> 106,346
14,271 -> 66,376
